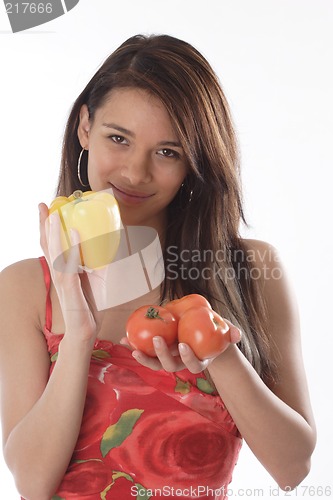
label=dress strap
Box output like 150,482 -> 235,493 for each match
38,256 -> 52,332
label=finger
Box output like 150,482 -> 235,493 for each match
60,229 -> 90,310
119,337 -> 131,346
46,211 -> 67,275
178,343 -> 209,374
223,319 -> 242,344
39,202 -> 50,258
131,350 -> 164,371
66,228 -> 83,275
47,218 -> 89,316
83,264 -> 109,312
152,337 -> 185,372
168,341 -> 181,356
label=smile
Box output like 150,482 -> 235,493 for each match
110,183 -> 154,204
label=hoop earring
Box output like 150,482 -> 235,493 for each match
77,148 -> 89,187
180,182 -> 193,208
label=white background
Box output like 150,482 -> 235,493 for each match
0,0 -> 332,498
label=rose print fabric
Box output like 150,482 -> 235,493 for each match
32,257 -> 242,500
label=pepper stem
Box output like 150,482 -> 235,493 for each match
73,190 -> 83,200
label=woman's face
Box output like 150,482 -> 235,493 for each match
77,88 -> 188,233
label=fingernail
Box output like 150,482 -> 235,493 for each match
231,328 -> 242,343
153,336 -> 161,348
132,351 -> 139,359
178,343 -> 188,354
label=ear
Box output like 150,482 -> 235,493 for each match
77,104 -> 91,148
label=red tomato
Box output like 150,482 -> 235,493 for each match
164,294 -> 212,321
178,306 -> 231,360
126,305 -> 178,357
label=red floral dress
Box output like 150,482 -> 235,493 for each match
33,257 -> 242,500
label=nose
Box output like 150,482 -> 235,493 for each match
120,149 -> 152,185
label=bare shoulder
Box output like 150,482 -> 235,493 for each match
0,257 -> 45,283
241,238 -> 275,251
240,238 -> 297,321
240,238 -> 281,265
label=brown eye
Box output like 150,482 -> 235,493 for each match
110,135 -> 127,144
158,148 -> 180,159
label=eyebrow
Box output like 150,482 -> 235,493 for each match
102,123 -> 182,148
102,123 -> 134,137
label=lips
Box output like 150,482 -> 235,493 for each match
111,183 -> 154,202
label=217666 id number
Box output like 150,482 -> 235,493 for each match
281,485 -> 332,496
5,3 -> 53,14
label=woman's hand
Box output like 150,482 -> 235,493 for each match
120,319 -> 241,374
39,202 -> 99,345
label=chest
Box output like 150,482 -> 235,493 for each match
49,283 -> 162,344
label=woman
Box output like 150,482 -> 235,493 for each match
0,34 -> 316,499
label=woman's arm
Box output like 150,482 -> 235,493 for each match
206,240 -> 316,490
208,345 -> 314,490
0,206 -> 98,500
0,260 -> 94,500
130,240 -> 316,490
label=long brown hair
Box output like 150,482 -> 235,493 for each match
57,34 -> 274,382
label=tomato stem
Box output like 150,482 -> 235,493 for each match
145,307 -> 164,321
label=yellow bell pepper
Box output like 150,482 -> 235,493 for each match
49,190 -> 121,269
